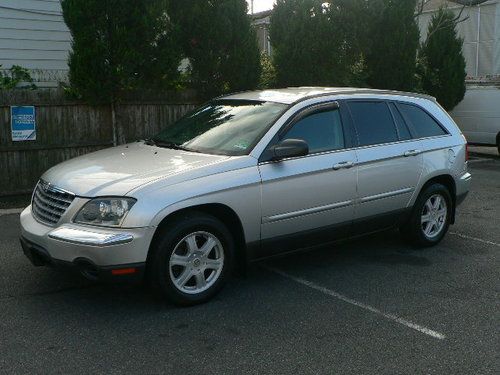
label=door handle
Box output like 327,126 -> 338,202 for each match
333,161 -> 355,170
404,149 -> 421,157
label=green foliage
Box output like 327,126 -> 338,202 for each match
170,0 -> 261,98
0,65 -> 36,90
270,0 -> 361,87
61,0 -> 181,104
259,53 -> 276,89
364,0 -> 420,91
347,55 -> 370,88
419,8 -> 466,110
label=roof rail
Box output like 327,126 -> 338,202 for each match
292,88 -> 436,103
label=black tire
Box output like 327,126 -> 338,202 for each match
400,183 -> 453,247
148,211 -> 234,306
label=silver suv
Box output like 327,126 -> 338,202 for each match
20,87 -> 471,305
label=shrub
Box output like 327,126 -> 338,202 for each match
259,53 -> 277,89
171,0 -> 261,98
0,65 -> 36,90
364,0 -> 420,91
419,8 -> 466,110
270,0 -> 360,87
62,0 -> 181,103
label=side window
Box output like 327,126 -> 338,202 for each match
398,103 -> 447,138
388,102 -> 412,141
348,101 -> 398,146
283,109 -> 345,153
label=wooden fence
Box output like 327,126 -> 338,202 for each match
0,89 -> 198,196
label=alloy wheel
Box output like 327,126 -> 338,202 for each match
421,194 -> 448,239
169,231 -> 224,294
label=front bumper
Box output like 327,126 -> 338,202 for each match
20,205 -> 155,281
20,236 -> 145,282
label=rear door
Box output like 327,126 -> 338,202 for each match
345,100 -> 423,233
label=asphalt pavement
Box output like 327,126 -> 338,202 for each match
0,155 -> 498,374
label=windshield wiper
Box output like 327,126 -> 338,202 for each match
148,139 -> 198,152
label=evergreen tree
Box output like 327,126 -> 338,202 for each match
62,0 -> 181,144
364,0 -> 420,91
171,0 -> 261,98
420,8 -> 466,110
270,0 -> 360,87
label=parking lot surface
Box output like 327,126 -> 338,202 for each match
0,156 -> 498,374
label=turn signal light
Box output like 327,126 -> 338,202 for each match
111,268 -> 137,275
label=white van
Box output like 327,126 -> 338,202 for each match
450,86 -> 500,154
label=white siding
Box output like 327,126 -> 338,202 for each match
417,0 -> 500,78
251,13 -> 272,55
0,0 -> 71,87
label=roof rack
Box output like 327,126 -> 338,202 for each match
291,87 -> 436,102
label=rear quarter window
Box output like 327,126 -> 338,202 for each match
398,103 -> 447,138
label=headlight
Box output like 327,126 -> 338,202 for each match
74,197 -> 136,227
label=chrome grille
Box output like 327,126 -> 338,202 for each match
32,180 -> 75,225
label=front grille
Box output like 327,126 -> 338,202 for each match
32,180 -> 75,225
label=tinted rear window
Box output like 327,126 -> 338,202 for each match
398,103 -> 447,138
348,102 -> 398,146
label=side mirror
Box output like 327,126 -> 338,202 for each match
271,138 -> 309,161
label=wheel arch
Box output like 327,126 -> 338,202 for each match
146,203 -> 248,272
416,174 -> 457,223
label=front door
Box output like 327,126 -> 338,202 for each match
257,104 -> 358,257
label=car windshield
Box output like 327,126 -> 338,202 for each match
153,100 -> 287,156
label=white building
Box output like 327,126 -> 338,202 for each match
251,10 -> 272,56
0,0 -> 71,87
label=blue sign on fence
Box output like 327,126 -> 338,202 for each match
11,106 -> 36,141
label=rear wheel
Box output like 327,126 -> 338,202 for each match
401,183 -> 452,247
148,212 -> 234,306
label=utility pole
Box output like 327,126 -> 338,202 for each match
250,0 -> 254,14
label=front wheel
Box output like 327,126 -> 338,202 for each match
401,183 -> 452,247
148,212 -> 234,306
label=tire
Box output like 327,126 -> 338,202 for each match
148,211 -> 234,306
400,183 -> 452,247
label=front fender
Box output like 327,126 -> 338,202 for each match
123,166 -> 262,245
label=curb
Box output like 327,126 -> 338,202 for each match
0,208 -> 24,217
469,151 -> 499,159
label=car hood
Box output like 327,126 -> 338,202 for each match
41,142 -> 231,196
